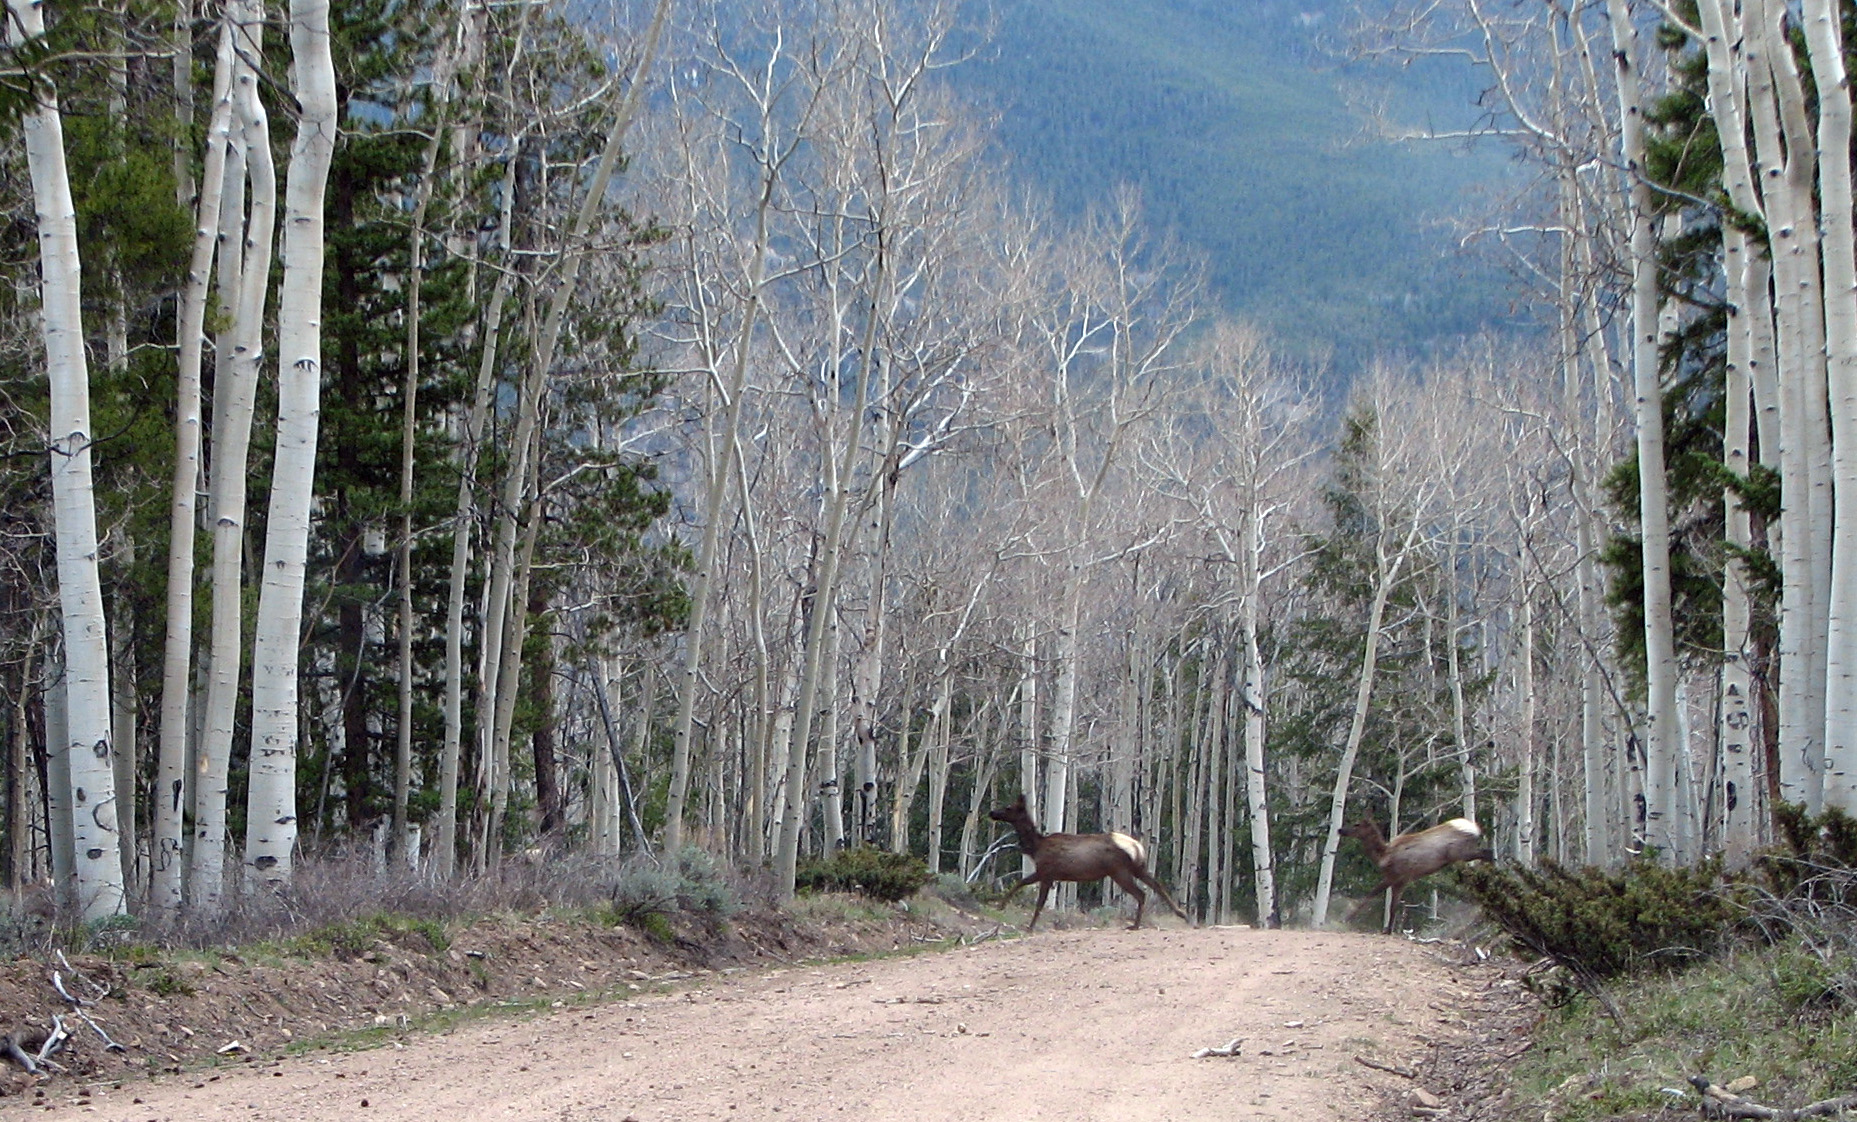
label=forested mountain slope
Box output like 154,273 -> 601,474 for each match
950,0 -> 1521,377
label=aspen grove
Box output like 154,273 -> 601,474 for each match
1,0 -> 1851,928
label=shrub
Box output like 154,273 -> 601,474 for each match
1458,858 -> 1741,987
1745,806 -> 1857,1017
605,848 -> 740,935
795,847 -> 931,903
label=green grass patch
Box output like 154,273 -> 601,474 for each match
284,913 -> 452,960
783,892 -> 896,926
1510,941 -> 1857,1122
136,966 -> 196,998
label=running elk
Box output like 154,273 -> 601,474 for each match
988,794 -> 1188,931
1339,817 -> 1494,934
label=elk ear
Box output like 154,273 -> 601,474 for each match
1012,794 -> 1026,809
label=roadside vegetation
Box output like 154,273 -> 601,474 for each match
1458,808 -> 1857,1120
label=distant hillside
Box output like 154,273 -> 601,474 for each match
949,0 -> 1524,379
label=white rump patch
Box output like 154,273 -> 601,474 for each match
1110,832 -> 1146,864
1444,818 -> 1482,837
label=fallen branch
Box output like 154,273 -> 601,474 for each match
33,1017 -> 69,1072
1690,1076 -> 1857,1119
68,1006 -> 125,1053
2,1033 -> 39,1075
54,952 -> 106,1000
1192,1036 -> 1244,1059
51,964 -> 126,1051
1355,1055 -> 1418,1079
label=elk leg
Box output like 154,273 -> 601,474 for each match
1138,869 -> 1189,923
1343,878 -> 1392,926
1027,880 -> 1052,931
1384,883 -> 1405,935
1001,876 -> 1032,906
1110,869 -> 1146,930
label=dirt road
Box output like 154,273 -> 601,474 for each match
5,926 -> 1488,1121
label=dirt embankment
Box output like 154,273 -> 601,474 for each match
0,915 -> 1536,1122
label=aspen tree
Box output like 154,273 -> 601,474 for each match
192,0 -> 273,914
1688,0 -> 1766,858
8,0 -> 126,919
1604,0 -> 1681,855
1800,0 -> 1857,810
154,16 -> 239,916
661,0 -> 814,854
244,0 -> 339,889
1310,375 -> 1434,927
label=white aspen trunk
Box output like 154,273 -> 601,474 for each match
1041,567 -> 1085,864
8,633 -> 40,889
1722,218 -> 1761,862
819,604 -> 845,851
1553,159 -> 1611,865
735,434 -> 772,862
767,651 -> 801,854
1204,646 -> 1228,922
486,432 -> 544,859
243,0 -> 337,890
1802,0 -> 1857,810
435,8 -> 514,882
9,0 -> 127,921
106,32 -> 136,890
393,19 -> 464,859
1701,0 -> 1775,858
438,160 -> 517,878
662,242 -> 758,855
1241,512 -> 1278,927
1516,580 -> 1537,863
590,670 -> 621,858
1311,523 -> 1418,926
925,673 -> 954,874
1606,0 -> 1681,857
193,0 -> 274,915
772,308 -> 885,899
1016,625 -> 1039,879
959,702 -> 1007,878
847,481 -> 895,847
887,696 -> 924,856
1746,0 -> 1828,811
192,15 -> 250,910
109,564 -> 138,898
471,276 -> 540,866
153,17 -> 237,916
44,656 -> 75,911
173,0 -> 194,206
1445,527 -> 1476,823
1776,9 -> 1836,816
1571,180 -> 1627,864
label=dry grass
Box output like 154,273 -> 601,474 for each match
6,846 -> 761,957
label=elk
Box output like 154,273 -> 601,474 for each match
1339,817 -> 1494,934
988,794 -> 1188,931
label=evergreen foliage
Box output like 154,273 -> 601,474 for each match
795,847 -> 933,903
1271,404 -> 1491,907
1599,4 -> 1787,691
1458,857 -> 1741,985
